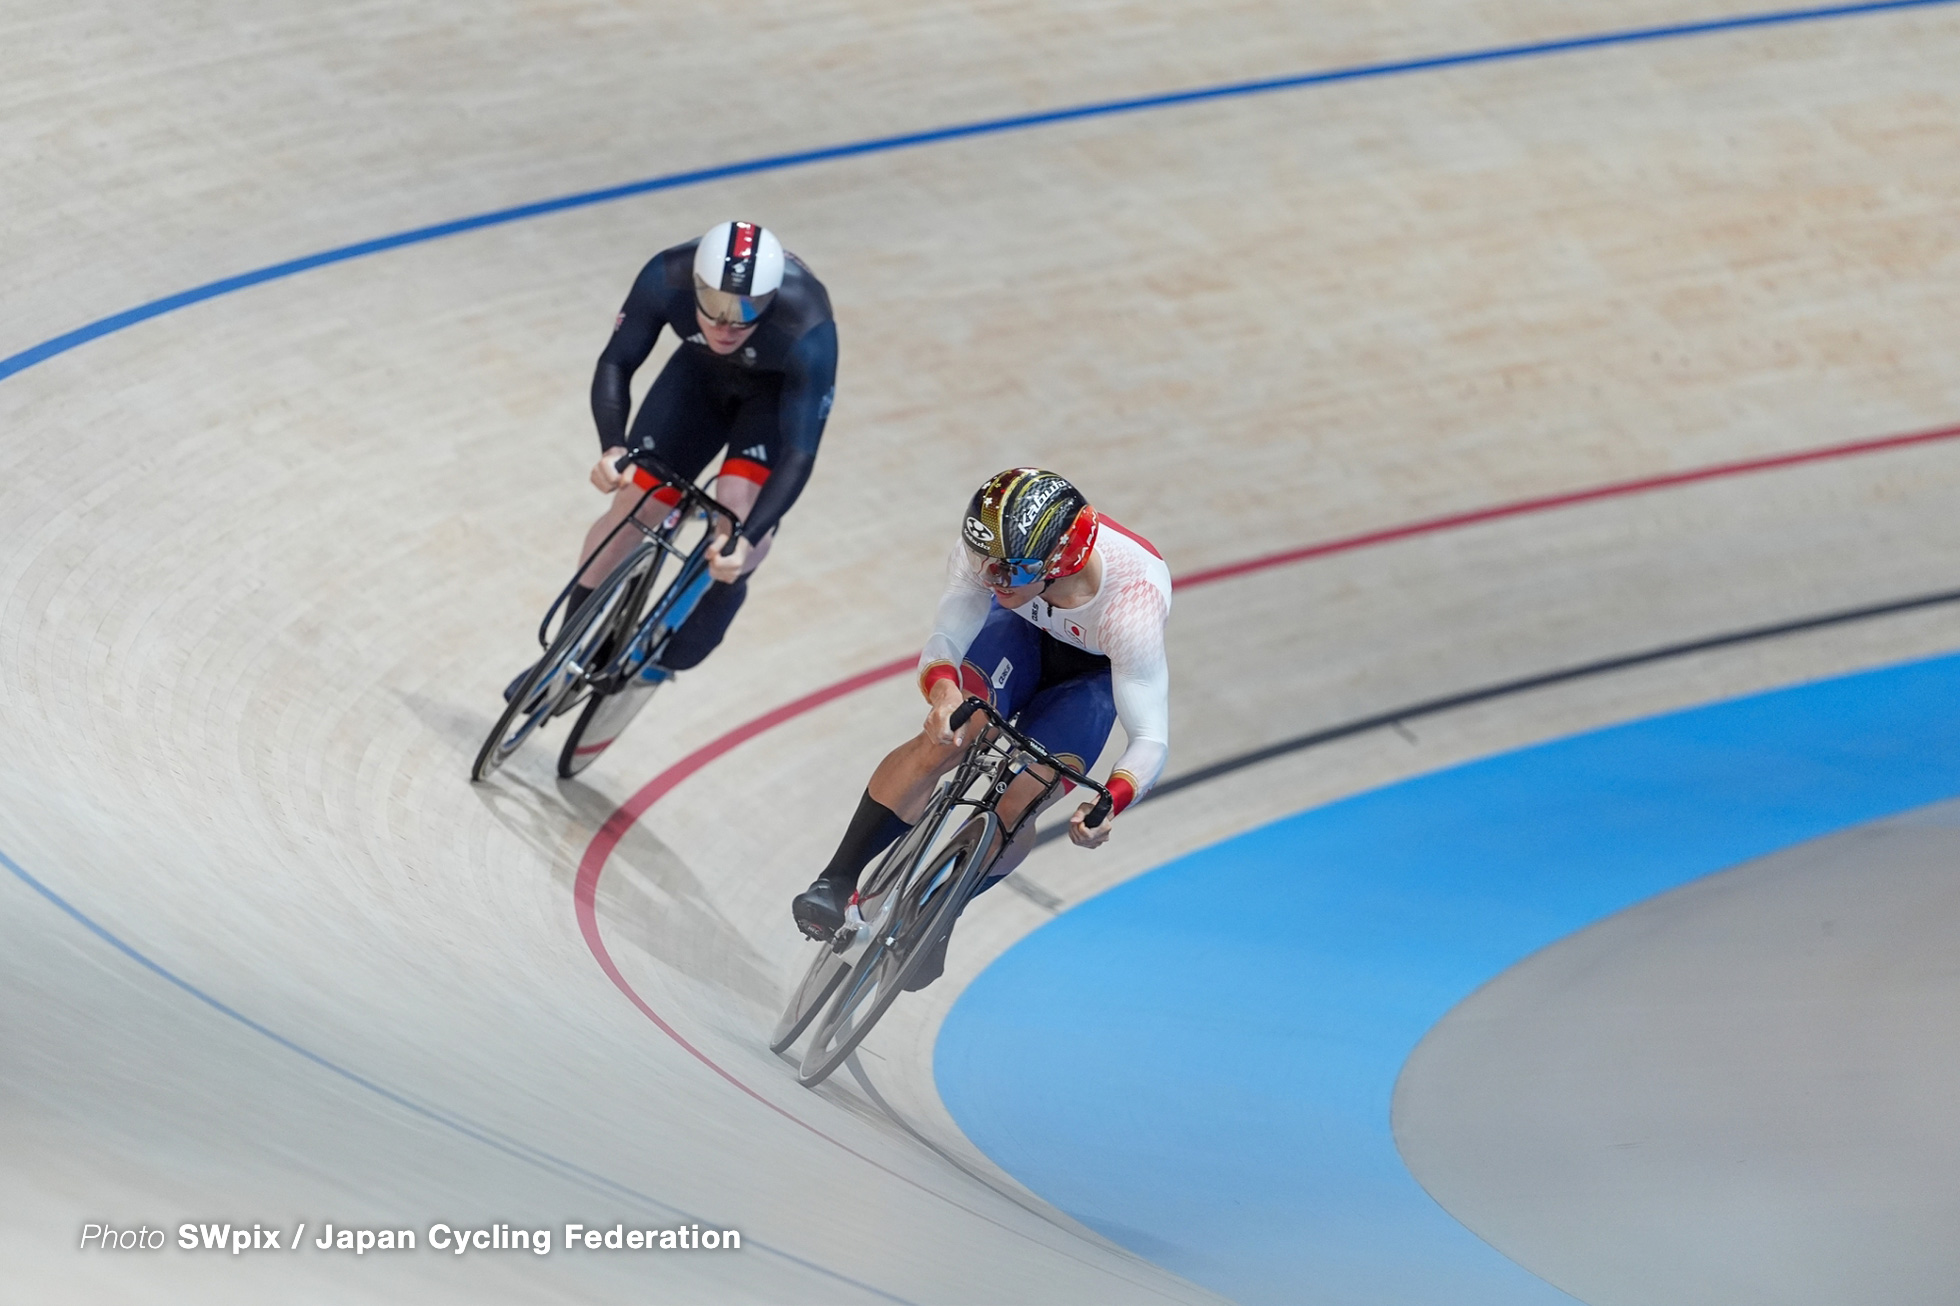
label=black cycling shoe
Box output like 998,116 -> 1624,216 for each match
792,878 -> 849,941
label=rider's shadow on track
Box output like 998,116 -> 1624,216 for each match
396,677 -> 780,1006
562,777 -> 781,1010
393,689 -> 491,753
459,759 -> 780,1009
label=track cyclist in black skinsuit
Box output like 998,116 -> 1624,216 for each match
524,220 -> 837,690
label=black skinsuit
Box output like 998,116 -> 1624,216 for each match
590,239 -> 837,668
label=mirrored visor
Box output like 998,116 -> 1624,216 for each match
693,276 -> 775,327
977,554 -> 1048,589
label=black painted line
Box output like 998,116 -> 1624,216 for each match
1032,585 -> 1960,852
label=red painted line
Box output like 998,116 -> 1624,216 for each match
571,419 -> 1960,1166
572,654 -> 963,1194
1175,422 -> 1960,588
576,654 -> 917,892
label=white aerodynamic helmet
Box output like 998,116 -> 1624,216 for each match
692,220 -> 785,326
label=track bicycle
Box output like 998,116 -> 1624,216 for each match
471,453 -> 743,782
771,697 -> 1112,1086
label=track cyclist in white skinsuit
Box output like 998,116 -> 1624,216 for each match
791,468 -> 1172,989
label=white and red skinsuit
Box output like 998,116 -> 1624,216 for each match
917,519 -> 1172,813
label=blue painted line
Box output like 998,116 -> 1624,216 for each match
937,651 -> 1960,1306
3,0 -> 1955,387
0,845 -> 915,1305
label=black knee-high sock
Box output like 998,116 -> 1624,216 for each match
818,790 -> 912,892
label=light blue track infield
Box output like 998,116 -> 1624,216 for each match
936,650 -> 1960,1305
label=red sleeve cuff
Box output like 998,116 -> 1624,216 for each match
1106,774 -> 1137,815
920,662 -> 959,698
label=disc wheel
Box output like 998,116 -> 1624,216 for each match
797,820 -> 992,1086
470,546 -> 657,782
557,676 -> 663,778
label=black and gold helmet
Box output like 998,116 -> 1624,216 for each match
961,468 -> 1099,588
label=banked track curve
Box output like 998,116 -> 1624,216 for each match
7,2 -> 1958,1295
574,418 -> 1960,1174
3,0 -> 1956,386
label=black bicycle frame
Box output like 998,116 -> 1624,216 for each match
937,696 -> 1115,857
535,451 -> 745,665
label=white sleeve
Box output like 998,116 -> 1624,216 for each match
1099,579 -> 1171,804
917,544 -> 994,693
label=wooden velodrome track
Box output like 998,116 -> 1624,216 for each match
5,1 -> 1960,1301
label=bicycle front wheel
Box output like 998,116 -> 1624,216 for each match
769,936 -> 854,1054
470,546 -> 658,782
796,819 -> 993,1086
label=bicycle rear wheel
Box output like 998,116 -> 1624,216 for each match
557,540 -> 729,778
797,819 -> 993,1086
558,677 -> 663,778
470,546 -> 657,782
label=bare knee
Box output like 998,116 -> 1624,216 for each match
577,487 -> 659,582
868,732 -> 963,821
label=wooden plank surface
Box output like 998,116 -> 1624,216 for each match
3,1 -> 1958,1300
